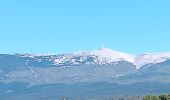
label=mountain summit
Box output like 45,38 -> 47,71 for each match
67,48 -> 135,65
53,48 -> 170,68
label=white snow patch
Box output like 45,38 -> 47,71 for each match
134,53 -> 170,69
89,48 -> 135,63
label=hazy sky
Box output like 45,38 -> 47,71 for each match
0,0 -> 170,54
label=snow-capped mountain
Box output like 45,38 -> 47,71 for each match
53,48 -> 170,69
1,48 -> 170,99
53,48 -> 134,66
1,48 -> 170,85
14,48 -> 170,69
133,53 -> 170,69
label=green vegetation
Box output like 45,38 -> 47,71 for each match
143,95 -> 160,100
143,94 -> 170,100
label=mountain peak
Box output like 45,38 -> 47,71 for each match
72,48 -> 135,64
58,49 -> 170,69
89,48 -> 135,63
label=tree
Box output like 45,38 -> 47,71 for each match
159,94 -> 170,100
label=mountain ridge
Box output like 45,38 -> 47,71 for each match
12,48 -> 170,69
1,48 -> 170,86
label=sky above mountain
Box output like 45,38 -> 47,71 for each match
0,0 -> 170,54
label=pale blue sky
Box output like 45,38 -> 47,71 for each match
0,0 -> 170,54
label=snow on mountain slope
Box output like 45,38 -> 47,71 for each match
14,53 -> 52,58
54,49 -> 170,69
13,48 -> 170,69
89,48 -> 134,63
54,48 -> 135,66
134,53 -> 170,69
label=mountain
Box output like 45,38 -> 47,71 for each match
134,53 -> 170,69
0,48 -> 138,85
53,48 -> 135,66
1,48 -> 170,85
1,48 -> 170,99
